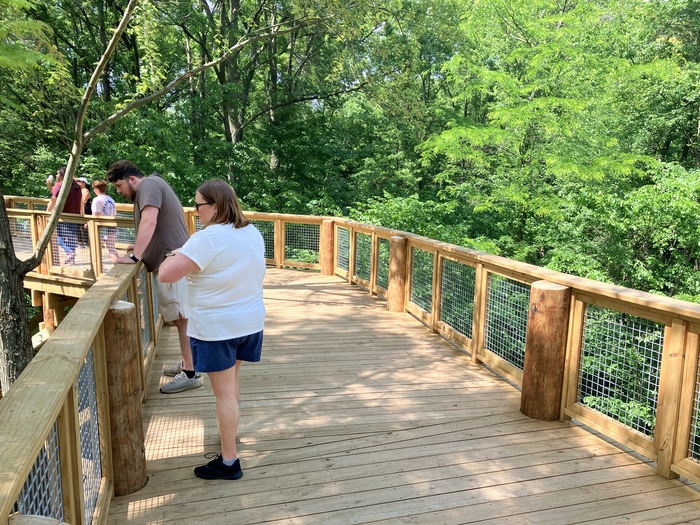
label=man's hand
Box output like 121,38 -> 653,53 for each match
111,254 -> 136,264
125,244 -> 135,252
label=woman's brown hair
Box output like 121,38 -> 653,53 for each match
196,179 -> 250,228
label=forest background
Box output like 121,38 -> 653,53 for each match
3,0 -> 700,303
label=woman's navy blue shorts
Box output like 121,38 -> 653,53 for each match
190,331 -> 263,373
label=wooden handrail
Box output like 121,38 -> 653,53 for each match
6,195 -> 700,492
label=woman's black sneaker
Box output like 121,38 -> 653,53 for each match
194,453 -> 243,480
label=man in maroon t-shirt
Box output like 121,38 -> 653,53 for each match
46,167 -> 82,264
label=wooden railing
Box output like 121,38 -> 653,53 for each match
0,261 -> 160,525
3,196 -> 700,524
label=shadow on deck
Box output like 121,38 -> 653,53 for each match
106,269 -> 700,525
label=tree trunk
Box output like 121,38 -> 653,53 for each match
0,197 -> 33,393
98,0 -> 111,102
696,104 -> 700,168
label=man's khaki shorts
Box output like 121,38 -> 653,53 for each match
153,272 -> 190,322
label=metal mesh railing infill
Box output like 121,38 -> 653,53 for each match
251,220 -> 274,260
689,361 -> 700,461
484,274 -> 530,371
97,224 -> 133,274
151,273 -> 159,322
336,227 -> 350,272
13,421 -> 64,522
578,305 -> 664,437
440,259 -> 476,340
284,222 -> 319,265
10,217 -> 33,261
50,220 -> 92,270
376,238 -> 390,293
354,233 -> 371,282
410,248 -> 434,314
78,347 -> 102,524
136,266 -> 152,358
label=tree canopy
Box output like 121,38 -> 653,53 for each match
2,0 -> 700,301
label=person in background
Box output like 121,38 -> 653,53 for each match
46,167 -> 82,265
91,180 -> 118,258
159,179 -> 266,481
107,160 -> 201,394
76,177 -> 91,247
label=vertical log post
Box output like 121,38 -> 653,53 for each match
103,300 -> 147,496
520,281 -> 571,421
319,220 -> 334,275
387,236 -> 408,312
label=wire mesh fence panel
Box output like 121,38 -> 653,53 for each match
116,209 -> 133,219
251,220 -> 275,259
13,202 -> 28,209
376,238 -> 390,291
337,227 -> 350,271
50,221 -> 91,270
136,266 -> 152,358
578,305 -> 664,437
484,275 -> 530,370
689,361 -> 700,461
13,421 -> 64,522
97,224 -> 131,273
354,233 -> 371,282
284,223 -> 319,264
78,347 -> 102,525
410,248 -> 434,314
151,273 -> 159,321
195,215 -> 202,231
10,217 -> 33,261
33,204 -> 47,211
440,259 -> 476,339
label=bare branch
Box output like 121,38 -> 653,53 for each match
83,18 -> 320,143
243,81 -> 369,130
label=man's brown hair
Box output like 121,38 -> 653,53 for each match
107,160 -> 144,182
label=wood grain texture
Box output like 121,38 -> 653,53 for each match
520,281 -> 571,420
106,269 -> 700,525
104,301 -> 147,496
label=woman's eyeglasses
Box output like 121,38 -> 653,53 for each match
194,202 -> 213,211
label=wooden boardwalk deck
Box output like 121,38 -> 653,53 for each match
106,269 -> 700,525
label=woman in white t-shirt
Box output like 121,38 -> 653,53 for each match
159,179 -> 265,481
91,180 -> 118,257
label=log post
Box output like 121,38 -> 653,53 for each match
520,281 -> 571,421
103,300 -> 147,496
387,236 -> 408,312
319,220 -> 334,275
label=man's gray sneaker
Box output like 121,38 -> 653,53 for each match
160,371 -> 202,394
163,362 -> 201,378
163,361 -> 183,376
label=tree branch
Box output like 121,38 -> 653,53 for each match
83,18 -> 319,143
243,81 -> 369,130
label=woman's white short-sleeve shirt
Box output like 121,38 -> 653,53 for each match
179,223 -> 266,341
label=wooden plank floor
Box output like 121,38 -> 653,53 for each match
107,269 -> 700,525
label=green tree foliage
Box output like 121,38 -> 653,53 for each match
2,0 -> 700,305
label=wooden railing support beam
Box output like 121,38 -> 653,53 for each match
520,280 -> 571,421
320,220 -> 334,276
103,300 -> 147,496
655,318 -> 688,479
387,236 -> 408,312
